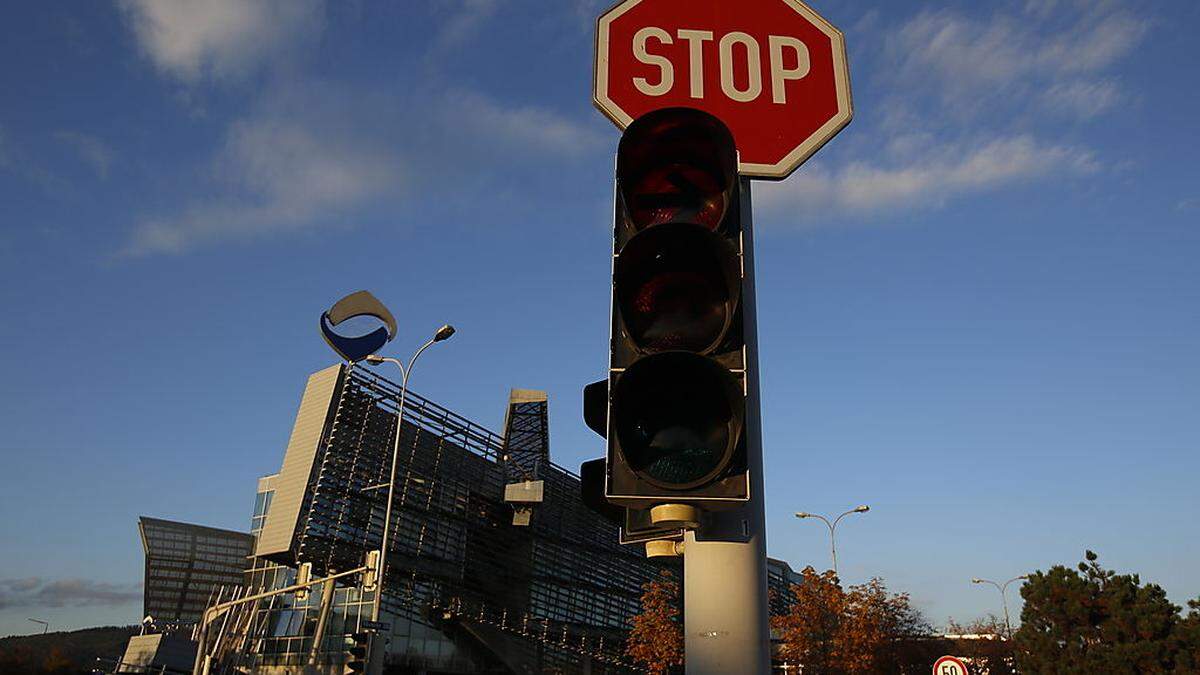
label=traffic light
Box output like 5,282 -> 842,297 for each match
362,550 -> 380,592
589,107 -> 749,527
345,631 -> 370,674
295,562 -> 312,601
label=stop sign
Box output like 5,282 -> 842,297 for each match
594,0 -> 852,180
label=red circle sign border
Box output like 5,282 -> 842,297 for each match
593,0 -> 853,180
932,655 -> 970,675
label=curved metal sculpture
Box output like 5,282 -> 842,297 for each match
319,290 -> 398,363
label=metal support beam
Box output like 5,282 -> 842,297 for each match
309,576 -> 337,664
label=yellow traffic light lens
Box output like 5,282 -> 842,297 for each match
615,223 -> 740,354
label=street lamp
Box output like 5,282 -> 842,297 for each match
971,575 -> 1028,638
363,323 -> 455,627
794,505 -> 869,576
27,618 -> 48,634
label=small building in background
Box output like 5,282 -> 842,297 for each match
137,516 -> 255,625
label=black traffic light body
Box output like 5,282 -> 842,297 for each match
345,631 -> 370,673
595,108 -> 751,512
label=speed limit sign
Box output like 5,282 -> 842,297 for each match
933,655 -> 969,675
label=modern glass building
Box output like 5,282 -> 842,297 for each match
188,364 -> 664,672
186,363 -> 803,673
138,516 -> 255,624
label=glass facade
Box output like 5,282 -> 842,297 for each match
138,517 -> 255,624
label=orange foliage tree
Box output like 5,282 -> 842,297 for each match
772,566 -> 928,674
626,570 -> 684,675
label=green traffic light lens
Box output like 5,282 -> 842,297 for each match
613,352 -> 743,489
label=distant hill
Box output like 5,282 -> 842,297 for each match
0,625 -> 138,674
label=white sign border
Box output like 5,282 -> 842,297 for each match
592,0 -> 853,180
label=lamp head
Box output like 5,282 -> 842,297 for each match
855,505 -> 870,513
434,324 -> 456,342
971,578 -> 983,584
794,512 -> 810,519
364,354 -> 386,365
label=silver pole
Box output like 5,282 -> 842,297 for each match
794,506 -> 869,576
369,339 -> 436,624
972,575 -> 1027,638
683,178 -> 770,675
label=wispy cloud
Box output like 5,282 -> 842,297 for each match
120,81 -> 602,256
1040,79 -> 1123,120
54,130 -> 114,178
0,578 -> 141,609
760,135 -> 1096,218
122,101 -> 405,256
435,88 -> 607,160
117,0 -> 324,83
433,0 -> 499,51
887,5 -> 1147,115
764,2 -> 1149,223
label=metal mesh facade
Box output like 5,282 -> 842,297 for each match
229,364 -> 668,672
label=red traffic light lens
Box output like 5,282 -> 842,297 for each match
613,352 -> 743,489
615,223 -> 740,354
618,108 -> 737,232
626,163 -> 728,231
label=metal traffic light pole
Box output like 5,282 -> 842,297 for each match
681,177 -> 771,675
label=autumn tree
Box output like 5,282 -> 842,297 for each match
1015,550 -> 1200,673
772,566 -> 929,674
626,570 -> 684,675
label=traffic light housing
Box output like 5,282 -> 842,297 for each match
591,107 -> 750,518
345,631 -> 370,673
295,562 -> 312,601
362,550 -> 380,592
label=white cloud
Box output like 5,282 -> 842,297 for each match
436,88 -> 607,159
122,110 -> 404,256
893,7 -> 1146,87
54,130 -> 115,178
761,2 -> 1148,222
1040,80 -> 1122,119
759,136 -> 1097,219
117,0 -> 324,83
434,0 -> 499,50
120,81 -> 602,256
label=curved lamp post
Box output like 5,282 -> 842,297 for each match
363,324 -> 455,625
317,290 -> 456,634
794,505 -> 869,576
971,575 -> 1028,638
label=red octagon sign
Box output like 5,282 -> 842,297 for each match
594,0 -> 852,180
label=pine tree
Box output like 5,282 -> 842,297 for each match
1015,550 -> 1185,673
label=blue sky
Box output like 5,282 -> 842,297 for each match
1,0 -> 1197,638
